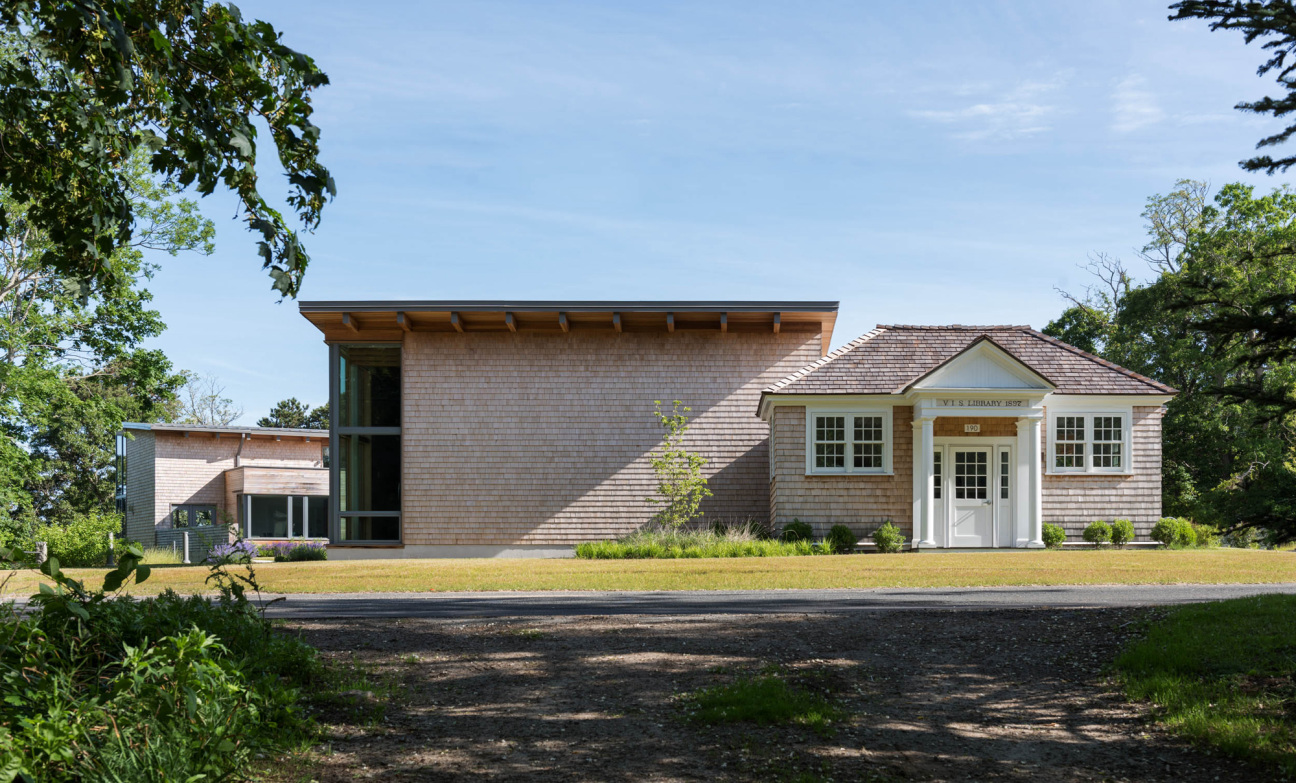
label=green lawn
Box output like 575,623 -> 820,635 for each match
3,548 -> 1293,595
1117,594 -> 1296,776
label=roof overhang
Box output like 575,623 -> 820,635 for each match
298,300 -> 839,353
122,423 -> 326,440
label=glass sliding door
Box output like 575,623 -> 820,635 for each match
245,494 -> 330,540
332,343 -> 401,543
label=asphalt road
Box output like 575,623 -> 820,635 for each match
255,582 -> 1296,619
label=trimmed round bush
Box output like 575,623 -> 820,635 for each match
1083,520 -> 1112,547
825,525 -> 856,554
1041,523 -> 1066,549
1110,518 -> 1135,548
781,519 -> 813,543
872,521 -> 905,554
1152,517 -> 1197,548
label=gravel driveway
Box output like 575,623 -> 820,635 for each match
280,607 -> 1267,782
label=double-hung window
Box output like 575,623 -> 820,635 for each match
807,410 -> 890,474
1050,412 -> 1129,474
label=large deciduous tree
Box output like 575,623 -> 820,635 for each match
0,1 -> 333,298
1,149 -> 211,526
1046,181 -> 1296,540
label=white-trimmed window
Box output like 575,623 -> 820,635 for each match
1049,411 -> 1130,474
807,410 -> 891,474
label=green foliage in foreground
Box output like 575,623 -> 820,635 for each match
1042,523 -> 1067,548
577,529 -> 816,559
1117,594 -> 1296,777
681,674 -> 844,738
0,542 -> 319,781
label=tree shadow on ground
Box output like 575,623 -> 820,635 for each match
280,608 -> 1258,783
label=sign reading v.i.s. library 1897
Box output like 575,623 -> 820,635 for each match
935,398 -> 1029,408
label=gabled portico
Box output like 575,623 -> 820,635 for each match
905,337 -> 1053,549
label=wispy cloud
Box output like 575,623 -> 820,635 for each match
1111,75 -> 1164,133
910,76 -> 1066,141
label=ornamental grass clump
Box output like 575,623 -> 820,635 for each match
576,522 -> 816,559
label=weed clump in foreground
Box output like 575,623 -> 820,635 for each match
681,674 -> 844,737
1116,594 -> 1296,777
0,541 -> 321,781
576,523 -> 816,559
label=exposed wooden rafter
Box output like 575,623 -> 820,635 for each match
613,312 -> 622,333
720,313 -> 728,333
396,312 -> 412,332
666,312 -> 674,333
342,312 -> 358,332
450,312 -> 464,333
505,312 -> 517,332
558,312 -> 569,333
773,313 -> 781,334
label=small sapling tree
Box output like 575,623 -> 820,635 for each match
646,401 -> 712,530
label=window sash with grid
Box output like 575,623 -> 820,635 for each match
1052,414 -> 1126,473
811,413 -> 886,473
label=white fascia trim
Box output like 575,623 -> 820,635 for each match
1043,394 -> 1172,409
759,394 -> 900,420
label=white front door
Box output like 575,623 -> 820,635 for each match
950,448 -> 993,547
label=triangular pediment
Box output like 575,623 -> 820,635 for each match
907,337 -> 1054,392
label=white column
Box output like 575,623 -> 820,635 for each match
1023,417 -> 1044,548
918,416 -> 936,547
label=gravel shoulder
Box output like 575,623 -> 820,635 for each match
277,608 -> 1267,782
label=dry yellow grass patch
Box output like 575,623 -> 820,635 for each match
2,548 -> 1293,596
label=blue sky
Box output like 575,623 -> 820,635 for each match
144,0 -> 1285,423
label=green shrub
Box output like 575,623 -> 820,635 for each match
1192,523 -> 1220,548
781,519 -> 813,543
1110,518 -> 1135,548
1152,517 -> 1197,548
825,525 -> 856,554
872,521 -> 905,553
29,511 -> 123,567
1083,520 -> 1112,547
1041,523 -> 1067,548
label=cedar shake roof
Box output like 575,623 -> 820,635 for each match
764,325 -> 1176,396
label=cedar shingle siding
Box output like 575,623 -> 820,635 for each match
1042,405 -> 1165,537
769,405 -> 914,538
401,330 -> 822,546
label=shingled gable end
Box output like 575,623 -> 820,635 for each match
279,304 -> 1173,558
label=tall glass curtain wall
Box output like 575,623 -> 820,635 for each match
334,344 -> 401,542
